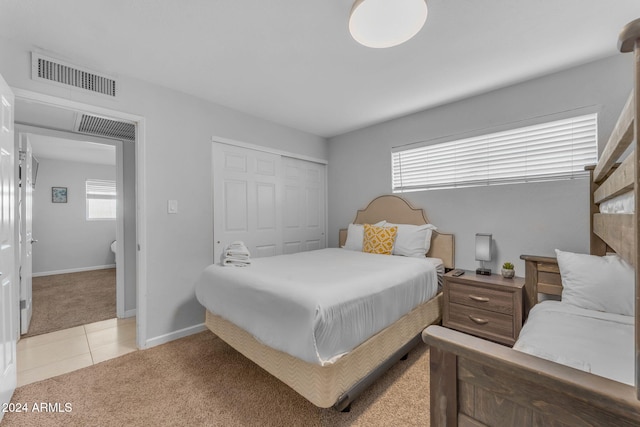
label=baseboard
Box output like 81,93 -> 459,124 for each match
144,323 -> 207,349
33,264 -> 117,277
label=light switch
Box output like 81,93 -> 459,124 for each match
168,200 -> 178,214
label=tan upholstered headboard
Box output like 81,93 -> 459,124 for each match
338,195 -> 455,269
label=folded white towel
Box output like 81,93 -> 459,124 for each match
223,258 -> 252,267
226,241 -> 250,257
222,241 -> 251,267
225,249 -> 250,258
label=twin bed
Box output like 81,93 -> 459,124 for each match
196,195 -> 454,410
424,18 -> 640,426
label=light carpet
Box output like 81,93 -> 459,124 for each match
24,269 -> 116,338
4,331 -> 430,426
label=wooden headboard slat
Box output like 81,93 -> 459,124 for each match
594,154 -> 634,204
593,213 -> 635,266
592,91 -> 634,183
538,283 -> 563,296
538,263 -> 560,274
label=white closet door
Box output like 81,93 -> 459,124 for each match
282,156 -> 326,254
213,143 -> 282,262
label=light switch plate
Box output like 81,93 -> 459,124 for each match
168,200 -> 178,214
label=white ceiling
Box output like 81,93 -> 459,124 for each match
28,133 -> 116,166
2,1 -> 640,138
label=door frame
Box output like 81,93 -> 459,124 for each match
17,133 -> 33,334
16,125 -> 127,319
13,88 -> 148,349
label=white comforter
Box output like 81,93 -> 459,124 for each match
513,301 -> 634,385
195,248 -> 440,366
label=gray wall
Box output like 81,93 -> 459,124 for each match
328,54 -> 634,274
33,157 -> 116,274
0,37 -> 328,346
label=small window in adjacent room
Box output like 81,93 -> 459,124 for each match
86,179 -> 116,220
391,113 -> 598,192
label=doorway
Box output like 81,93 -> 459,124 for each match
17,129 -> 124,337
13,98 -> 139,342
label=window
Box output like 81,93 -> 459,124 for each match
86,179 -> 116,220
392,113 -> 598,192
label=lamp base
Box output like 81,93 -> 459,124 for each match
476,268 -> 491,276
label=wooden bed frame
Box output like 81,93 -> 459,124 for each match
423,19 -> 640,426
205,194 -> 454,411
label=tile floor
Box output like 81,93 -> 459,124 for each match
17,317 -> 137,387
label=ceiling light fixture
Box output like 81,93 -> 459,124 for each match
349,0 -> 428,48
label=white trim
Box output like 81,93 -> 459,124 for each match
12,88 -> 140,123
135,117 -> 147,349
115,141 -> 125,318
15,125 -> 126,318
14,123 -> 121,147
12,87 -> 148,351
33,264 -> 116,277
123,308 -> 136,318
211,135 -> 328,165
144,323 -> 206,349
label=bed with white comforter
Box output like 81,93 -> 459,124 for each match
195,247 -> 441,366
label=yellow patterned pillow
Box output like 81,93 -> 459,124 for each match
363,224 -> 398,255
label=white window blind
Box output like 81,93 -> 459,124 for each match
86,179 -> 116,220
392,113 -> 598,192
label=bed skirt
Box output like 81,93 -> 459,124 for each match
204,292 -> 442,408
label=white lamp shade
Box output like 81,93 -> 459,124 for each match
475,233 -> 492,262
349,0 -> 428,48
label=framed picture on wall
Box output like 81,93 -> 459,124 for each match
52,187 -> 67,203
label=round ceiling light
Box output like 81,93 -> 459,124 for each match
349,0 -> 428,48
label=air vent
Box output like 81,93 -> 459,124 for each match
75,114 -> 135,141
31,53 -> 117,97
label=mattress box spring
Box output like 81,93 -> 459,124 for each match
205,293 -> 442,408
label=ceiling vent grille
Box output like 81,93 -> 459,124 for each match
76,114 -> 135,141
31,53 -> 116,97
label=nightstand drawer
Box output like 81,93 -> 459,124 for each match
448,281 -> 514,315
446,303 -> 513,342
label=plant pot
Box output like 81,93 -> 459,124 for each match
501,268 -> 515,279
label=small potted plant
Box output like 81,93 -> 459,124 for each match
501,262 -> 515,278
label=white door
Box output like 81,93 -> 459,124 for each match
19,134 -> 32,335
0,74 -> 17,417
282,157 -> 326,253
213,143 -> 282,262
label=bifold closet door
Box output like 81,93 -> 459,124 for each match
282,156 -> 326,254
213,143 -> 282,262
213,142 -> 326,262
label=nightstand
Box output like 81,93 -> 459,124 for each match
442,270 -> 525,346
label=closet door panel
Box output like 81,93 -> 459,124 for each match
223,180 -> 248,232
213,142 -> 326,263
213,144 -> 282,262
283,157 -> 326,252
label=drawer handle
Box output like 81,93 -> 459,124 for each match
469,295 -> 490,302
468,315 -> 489,325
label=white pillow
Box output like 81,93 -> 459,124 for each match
343,221 -> 386,251
555,249 -> 634,316
386,223 -> 437,258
